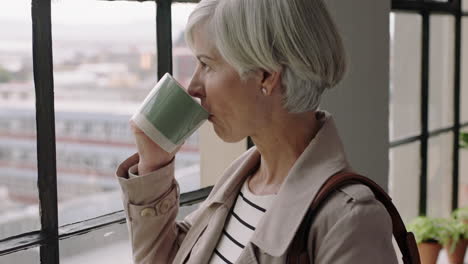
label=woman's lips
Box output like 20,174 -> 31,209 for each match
202,102 -> 213,121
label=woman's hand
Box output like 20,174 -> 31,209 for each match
129,120 -> 183,175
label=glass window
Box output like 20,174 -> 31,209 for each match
51,0 -> 205,226
427,132 -> 454,217
51,0 -> 156,226
0,0 -> 40,240
389,141 -> 421,223
60,223 -> 132,263
428,15 -> 455,131
172,3 -> 197,88
461,18 -> 468,123
459,129 -> 468,207
389,13 -> 422,141
58,202 -> 199,263
463,0 -> 468,12
0,247 -> 39,263
172,3 -> 202,194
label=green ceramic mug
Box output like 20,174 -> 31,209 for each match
131,72 -> 210,153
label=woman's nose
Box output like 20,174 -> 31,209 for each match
187,79 -> 205,99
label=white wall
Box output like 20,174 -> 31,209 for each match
322,0 -> 391,190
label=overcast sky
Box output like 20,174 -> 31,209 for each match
2,0 -> 195,39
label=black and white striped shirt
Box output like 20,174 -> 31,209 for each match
208,179 -> 277,264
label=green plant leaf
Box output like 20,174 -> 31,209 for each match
406,215 -> 466,253
407,216 -> 443,244
460,132 -> 468,149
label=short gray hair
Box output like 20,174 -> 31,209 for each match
185,0 -> 347,113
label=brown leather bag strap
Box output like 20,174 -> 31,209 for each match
287,172 -> 421,264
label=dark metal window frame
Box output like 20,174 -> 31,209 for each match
0,0 -> 209,262
390,0 -> 468,215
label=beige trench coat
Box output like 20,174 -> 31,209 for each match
115,111 -> 398,264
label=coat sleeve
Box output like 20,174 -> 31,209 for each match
115,152 -> 198,264
312,185 -> 399,264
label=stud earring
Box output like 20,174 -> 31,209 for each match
261,87 -> 267,95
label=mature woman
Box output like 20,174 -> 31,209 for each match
116,0 -> 398,263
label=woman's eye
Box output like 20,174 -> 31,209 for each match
200,61 -> 210,70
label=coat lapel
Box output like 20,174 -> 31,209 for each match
174,147 -> 261,264
187,204 -> 230,264
172,205 -> 213,264
205,147 -> 261,207
249,111 -> 354,257
235,243 -> 260,264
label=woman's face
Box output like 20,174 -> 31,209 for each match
187,24 -> 267,143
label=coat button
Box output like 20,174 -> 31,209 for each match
140,207 -> 156,217
158,198 -> 173,215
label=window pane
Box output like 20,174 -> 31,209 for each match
59,203 -> 199,263
389,13 -> 421,141
461,18 -> 468,123
427,132 -> 453,217
0,247 -> 39,263
60,223 -> 132,263
459,129 -> 468,207
389,142 -> 420,223
172,3 -> 197,88
0,0 -> 40,239
172,3 -> 202,194
51,0 -> 156,226
463,0 -> 468,12
428,15 -> 455,131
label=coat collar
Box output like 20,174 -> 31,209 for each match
204,110 -> 353,257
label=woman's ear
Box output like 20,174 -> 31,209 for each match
261,66 -> 283,95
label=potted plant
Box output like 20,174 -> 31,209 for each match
452,207 -> 468,225
443,208 -> 468,264
407,216 -> 447,264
